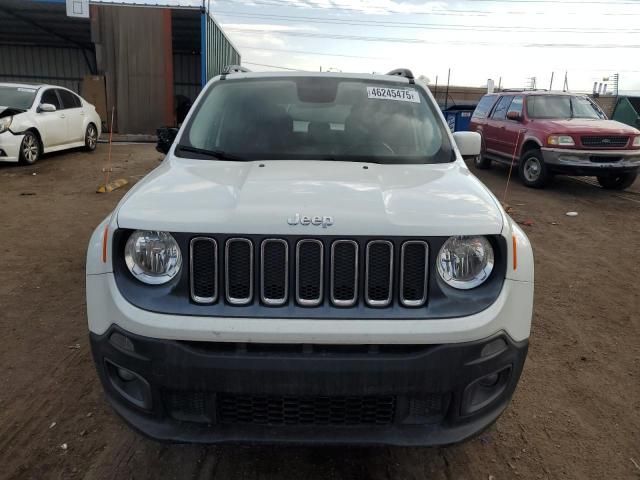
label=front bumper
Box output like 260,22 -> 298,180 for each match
91,325 -> 528,446
541,147 -> 640,175
0,130 -> 23,163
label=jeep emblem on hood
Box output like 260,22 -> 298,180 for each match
287,214 -> 334,228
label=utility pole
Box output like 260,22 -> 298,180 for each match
433,75 -> 438,105
612,73 -> 619,96
563,71 -> 569,92
498,77 -> 502,90
444,68 -> 451,110
549,72 -> 554,91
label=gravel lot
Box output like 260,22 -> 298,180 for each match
1,145 -> 639,480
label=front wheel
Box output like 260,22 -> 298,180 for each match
474,137 -> 491,169
84,124 -> 98,151
19,131 -> 41,165
518,149 -> 551,188
596,171 -> 638,190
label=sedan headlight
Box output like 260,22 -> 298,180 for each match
437,236 -> 494,289
633,136 -> 640,147
0,116 -> 12,134
547,135 -> 575,146
124,230 -> 182,284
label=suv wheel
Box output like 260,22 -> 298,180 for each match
519,149 -> 551,188
19,131 -> 41,165
596,171 -> 638,190
474,143 -> 491,169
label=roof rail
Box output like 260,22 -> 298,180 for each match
386,68 -> 415,83
500,88 -> 548,92
222,65 -> 251,74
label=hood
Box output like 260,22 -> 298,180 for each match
532,118 -> 640,135
0,106 -> 26,118
116,159 -> 504,236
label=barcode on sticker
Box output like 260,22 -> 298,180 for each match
367,86 -> 420,103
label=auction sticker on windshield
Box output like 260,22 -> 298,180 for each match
367,86 -> 420,103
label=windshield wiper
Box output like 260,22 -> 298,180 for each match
176,145 -> 248,161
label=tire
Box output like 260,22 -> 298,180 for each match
84,123 -> 98,151
518,149 -> 551,188
18,131 -> 41,165
474,143 -> 492,169
596,171 -> 638,190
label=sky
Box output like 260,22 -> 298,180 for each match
97,0 -> 640,92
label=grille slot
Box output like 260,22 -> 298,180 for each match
365,240 -> 393,307
400,241 -> 429,307
217,394 -> 396,426
261,239 -> 289,306
581,135 -> 629,148
296,239 -> 324,306
225,238 -> 253,305
330,240 -> 358,307
190,238 -> 218,304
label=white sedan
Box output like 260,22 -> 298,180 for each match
0,83 -> 102,165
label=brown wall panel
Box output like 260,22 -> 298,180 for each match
93,5 -> 172,134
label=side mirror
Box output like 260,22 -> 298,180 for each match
38,103 -> 56,113
156,127 -> 179,154
506,111 -> 522,121
453,131 -> 481,158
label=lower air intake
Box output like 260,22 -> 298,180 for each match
218,393 -> 396,426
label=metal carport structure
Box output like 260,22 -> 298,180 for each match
0,0 -> 240,133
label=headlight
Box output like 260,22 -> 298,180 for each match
437,236 -> 494,289
547,135 -> 575,146
0,116 -> 12,134
124,230 -> 182,285
633,136 -> 640,147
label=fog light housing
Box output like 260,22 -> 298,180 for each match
104,359 -> 152,410
117,367 -> 137,382
461,366 -> 512,415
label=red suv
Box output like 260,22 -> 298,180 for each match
469,91 -> 640,189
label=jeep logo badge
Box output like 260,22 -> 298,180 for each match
287,214 -> 334,228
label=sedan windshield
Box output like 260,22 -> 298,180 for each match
0,86 -> 37,110
177,77 -> 454,164
527,95 -> 603,119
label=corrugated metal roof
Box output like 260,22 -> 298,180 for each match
90,0 -> 201,9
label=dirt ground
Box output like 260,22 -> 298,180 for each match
1,144 -> 639,480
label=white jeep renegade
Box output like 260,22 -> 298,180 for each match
86,68 -> 534,446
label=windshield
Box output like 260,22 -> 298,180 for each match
0,86 -> 37,110
177,77 -> 454,164
527,95 -> 602,119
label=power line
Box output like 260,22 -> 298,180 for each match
215,10 -> 640,34
242,61 -> 301,70
212,0 -> 490,16
225,28 -> 640,49
213,0 -> 640,16
237,45 -> 386,59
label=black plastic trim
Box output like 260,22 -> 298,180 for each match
112,230 -> 508,320
90,325 -> 528,445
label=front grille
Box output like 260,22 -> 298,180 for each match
400,241 -> 428,307
581,136 -> 629,148
225,238 -> 253,304
296,239 -> 323,306
330,240 -> 358,307
218,394 -> 396,426
189,237 -> 430,308
261,239 -> 288,305
365,241 -> 393,307
190,238 -> 218,303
